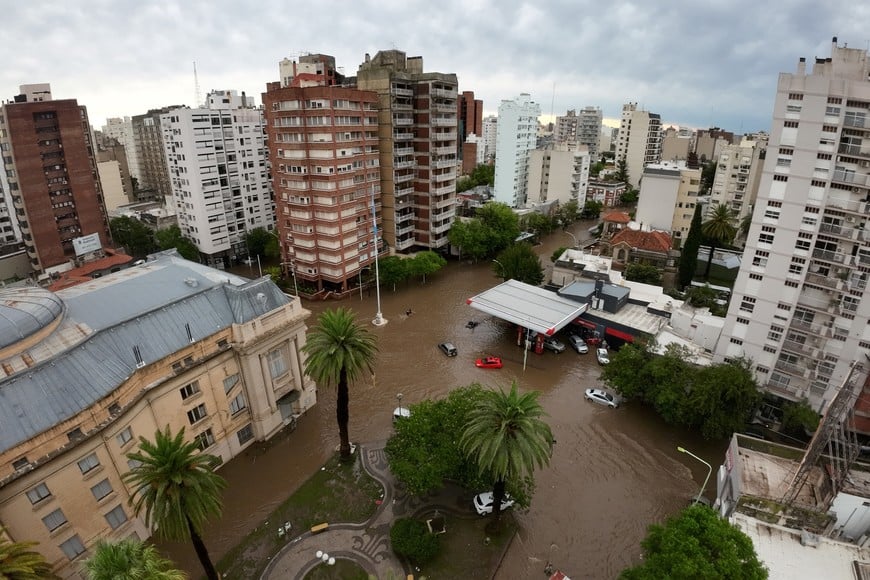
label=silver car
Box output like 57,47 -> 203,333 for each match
542,336 -> 566,353
596,348 -> 610,365
568,335 -> 588,354
584,388 -> 621,408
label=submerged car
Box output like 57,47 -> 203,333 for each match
584,388 -> 621,408
392,407 -> 411,423
472,492 -> 515,515
438,342 -> 458,357
475,356 -> 503,369
568,335 -> 588,354
596,348 -> 610,365
542,336 -> 566,353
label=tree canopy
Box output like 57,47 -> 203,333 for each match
581,199 -> 603,219
624,263 -> 662,285
620,505 -> 768,580
620,189 -> 639,205
0,529 -> 57,580
679,204 -> 703,288
556,200 -> 581,228
245,227 -> 280,259
378,256 -> 409,291
84,538 -> 186,580
109,216 -> 157,258
155,225 -> 200,262
448,219 -> 490,262
494,243 -> 544,286
448,202 -> 520,261
407,250 -> 447,284
701,203 -> 737,280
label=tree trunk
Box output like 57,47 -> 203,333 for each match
703,241 -> 717,280
187,516 -> 219,580
490,478 -> 507,530
337,367 -> 351,459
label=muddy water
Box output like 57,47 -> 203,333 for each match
161,224 -> 727,579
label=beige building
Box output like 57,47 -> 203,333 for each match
615,102 -> 662,188
526,144 -> 590,207
0,252 -> 315,577
635,161 -> 701,246
660,126 -> 692,161
708,133 -> 768,237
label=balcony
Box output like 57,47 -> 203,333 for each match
774,359 -> 808,378
393,132 -> 413,141
781,339 -> 817,358
395,236 -> 415,250
433,171 -> 454,183
432,185 -> 453,195
433,197 -> 455,210
396,224 -> 414,236
832,170 -> 870,187
394,160 -> 415,170
431,102 -> 455,112
394,146 -> 414,156
395,185 -> 415,197
431,88 -> 456,99
431,117 -> 455,127
432,133 -> 457,143
804,272 -> 841,290
391,87 -> 413,97
838,143 -> 870,158
392,100 -> 412,111
812,248 -> 854,265
844,116 -> 867,129
826,196 -> 870,214
432,158 -> 456,169
431,221 -> 452,234
394,172 -> 415,184
433,146 -> 455,156
393,116 -> 413,126
396,211 -> 414,225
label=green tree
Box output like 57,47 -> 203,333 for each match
301,308 -> 378,459
109,216 -> 157,258
461,382 -> 553,528
378,256 -> 409,291
390,518 -> 440,566
407,250 -> 447,284
700,160 -> 718,195
701,203 -> 737,280
556,200 -> 580,228
123,427 -> 226,580
590,161 -> 605,177
621,504 -> 768,580
477,202 -> 521,254
448,219 -> 491,262
386,385 -> 489,495
84,538 -> 186,580
615,157 -> 629,184
624,263 -> 662,285
620,189 -> 639,205
684,284 -> 718,309
738,212 -> 753,242
581,199 -> 603,219
470,163 -> 495,186
600,342 -> 656,400
0,530 -> 57,580
689,359 -> 761,440
679,204 -> 704,288
456,175 -> 474,193
264,266 -> 282,285
550,246 -> 568,264
155,225 -> 200,262
780,400 -> 820,437
524,212 -> 555,239
245,227 -> 277,259
494,243 -> 544,286
643,344 -> 696,426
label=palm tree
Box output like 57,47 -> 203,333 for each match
0,531 -> 56,580
701,202 -> 737,280
302,307 -> 378,460
123,427 -> 226,580
84,538 -> 186,580
460,381 -> 553,529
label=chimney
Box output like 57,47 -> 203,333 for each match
797,57 -> 806,75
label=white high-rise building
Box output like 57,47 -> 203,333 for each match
161,90 -> 273,268
578,106 -> 603,159
715,38 -> 870,426
494,94 -> 540,207
615,102 -> 662,188
102,117 -> 141,183
482,115 -> 498,163
709,133 -> 768,233
526,144 -> 590,207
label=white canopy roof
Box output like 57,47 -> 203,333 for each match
466,279 -> 588,336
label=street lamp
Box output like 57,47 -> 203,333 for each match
492,259 -> 506,281
677,446 -> 712,506
280,262 -> 299,297
370,184 -> 387,327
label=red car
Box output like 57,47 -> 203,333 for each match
475,356 -> 503,369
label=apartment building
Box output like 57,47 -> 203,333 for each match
661,126 -> 692,161
635,161 -> 701,246
101,117 -> 141,183
132,106 -> 181,201
615,102 -> 662,188
526,144 -> 590,207
554,109 -> 580,146
493,94 -> 540,207
556,107 -> 603,159
357,49 -> 459,252
695,127 -> 735,162
457,90 -> 483,150
482,115 -> 498,163
263,54 -> 382,293
0,253 -> 315,577
586,179 -> 627,208
0,84 -> 111,275
708,133 -> 768,232
160,90 -> 273,269
715,38 -> 870,427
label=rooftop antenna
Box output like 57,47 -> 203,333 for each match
550,82 -> 556,123
193,61 -> 202,108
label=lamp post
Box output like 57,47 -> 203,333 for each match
492,259 -> 506,281
677,446 -> 712,506
280,262 -> 299,297
370,185 -> 386,326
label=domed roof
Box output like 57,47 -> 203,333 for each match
0,287 -> 64,350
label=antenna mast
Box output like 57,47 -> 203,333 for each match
193,61 -> 202,108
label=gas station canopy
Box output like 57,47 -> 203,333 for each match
466,279 -> 588,335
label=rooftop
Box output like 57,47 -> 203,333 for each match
602,211 -> 632,224
466,279 -> 587,335
609,228 -> 672,254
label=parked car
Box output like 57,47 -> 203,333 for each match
584,388 -> 621,408
542,336 -> 566,354
392,407 -> 411,423
596,348 -> 610,365
475,356 -> 503,369
472,492 -> 515,515
438,342 -> 458,357
568,335 -> 588,354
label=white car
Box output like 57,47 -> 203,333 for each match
568,335 -> 588,354
584,388 -> 621,408
596,348 -> 610,365
472,492 -> 515,515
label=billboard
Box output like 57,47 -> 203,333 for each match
72,233 -> 102,256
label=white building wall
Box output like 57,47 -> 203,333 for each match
97,160 -> 128,211
635,164 -> 681,232
831,492 -> 870,541
616,103 -> 662,188
482,115 -> 497,162
102,117 -> 141,182
526,146 -> 590,206
494,94 -> 540,207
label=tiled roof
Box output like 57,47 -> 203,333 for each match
610,229 -> 672,253
602,211 -> 632,223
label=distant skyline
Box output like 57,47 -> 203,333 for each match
4,1 -> 869,134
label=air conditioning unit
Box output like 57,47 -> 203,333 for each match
847,216 -> 856,223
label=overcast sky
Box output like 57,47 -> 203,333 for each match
4,1 -> 869,134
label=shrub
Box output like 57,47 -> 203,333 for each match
390,518 -> 440,565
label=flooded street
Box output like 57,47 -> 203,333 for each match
163,224 -> 727,579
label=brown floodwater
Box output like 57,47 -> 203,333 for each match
161,223 -> 727,579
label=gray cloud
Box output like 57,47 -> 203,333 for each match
3,0 -> 866,132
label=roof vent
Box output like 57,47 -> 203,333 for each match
184,278 -> 198,287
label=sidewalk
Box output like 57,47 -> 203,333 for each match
261,442 -> 415,579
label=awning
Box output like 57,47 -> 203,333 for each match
467,279 -> 588,336
572,318 -> 597,330
605,327 -> 634,342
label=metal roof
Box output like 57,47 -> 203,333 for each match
466,279 -> 587,335
0,288 -> 64,349
0,254 -> 292,454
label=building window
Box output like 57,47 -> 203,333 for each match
90,479 -> 113,501
753,251 -> 769,267
785,280 -> 799,288
768,326 -> 784,341
756,366 -> 770,374
777,302 -> 792,311
801,216 -> 817,226
805,206 -> 820,213
773,174 -> 788,182
736,317 -> 750,325
104,505 -> 128,530
179,381 -> 200,401
59,535 -> 86,560
730,338 -> 743,345
749,273 -> 763,281
739,297 -> 756,313
795,238 -> 811,251
42,508 -> 67,532
237,424 -> 254,446
758,232 -> 774,244
26,483 -> 51,505
767,200 -> 782,208
77,453 -> 100,475
822,125 -> 838,133
267,348 -> 288,379
194,429 -> 215,451
229,393 -> 247,416
777,149 -> 793,156
223,374 -> 240,394
127,458 -> 143,470
783,121 -> 799,128
817,153 -> 832,160
763,345 -> 777,353
788,93 -> 803,100
12,457 -> 29,471
116,427 -> 133,447
187,403 -> 207,425
763,209 -> 780,219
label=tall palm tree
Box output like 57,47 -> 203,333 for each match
84,538 -> 186,580
460,381 -> 553,528
0,531 -> 56,580
701,202 -> 737,280
123,427 -> 226,580
302,307 -> 378,460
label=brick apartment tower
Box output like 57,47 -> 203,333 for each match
357,50 -> 458,252
0,84 -> 111,274
458,90 -> 483,174
263,54 -> 383,294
